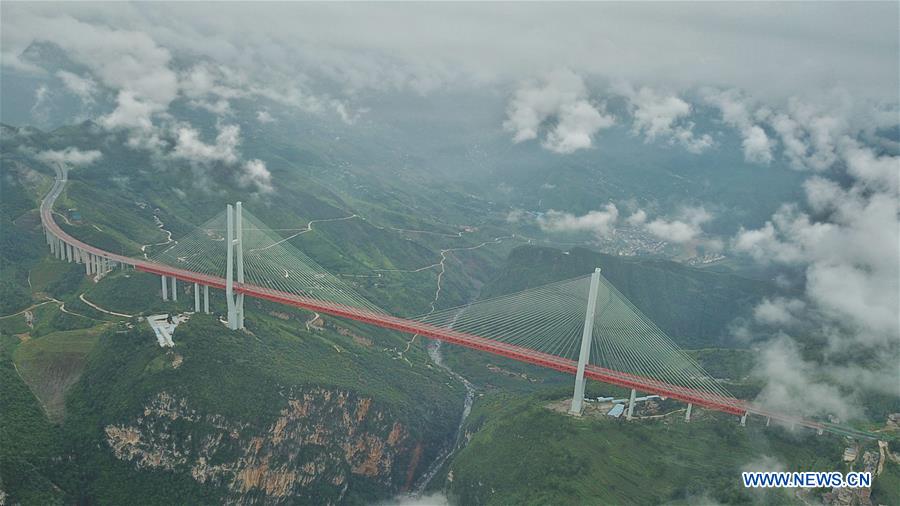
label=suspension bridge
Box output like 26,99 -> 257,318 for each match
40,164 -> 858,437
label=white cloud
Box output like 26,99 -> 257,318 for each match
36,146 -> 102,167
171,124 -> 241,165
537,203 -> 619,236
765,96 -> 859,172
753,297 -> 806,326
703,89 -> 774,164
643,206 -> 712,243
189,98 -> 232,116
503,69 -> 614,153
753,336 -> 856,420
29,84 -> 51,124
56,70 -> 97,104
620,85 -> 712,153
256,110 -> 275,124
7,3 -> 897,101
14,16 -> 179,139
731,95 -> 900,418
625,209 -> 647,226
169,123 -> 276,194
839,137 -> 899,194
98,90 -> 160,132
238,159 -> 273,194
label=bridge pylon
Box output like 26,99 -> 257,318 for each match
569,267 -> 602,415
225,202 -> 245,330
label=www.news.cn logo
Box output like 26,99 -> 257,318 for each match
742,471 -> 871,489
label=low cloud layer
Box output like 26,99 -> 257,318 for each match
537,203 -> 620,236
730,95 -> 900,419
619,84 -> 713,154
36,146 -> 102,167
703,88 -> 774,164
503,69 -> 614,154
629,206 -> 714,244
534,203 -> 721,251
171,123 -> 273,194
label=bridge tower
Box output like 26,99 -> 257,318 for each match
225,202 -> 245,330
569,267 -> 602,415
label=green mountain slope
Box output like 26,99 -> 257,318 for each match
445,393 -> 853,506
484,245 -> 777,348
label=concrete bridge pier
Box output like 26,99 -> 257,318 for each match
766,417 -> 771,427
161,275 -> 168,301
84,254 -> 91,275
569,267 -> 601,415
171,277 -> 178,301
685,403 -> 693,422
203,285 -> 210,314
225,202 -> 245,330
626,389 -> 637,420
194,283 -> 201,312
740,412 -> 748,427
65,243 -> 72,263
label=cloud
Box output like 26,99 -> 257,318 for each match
238,159 -> 273,194
625,209 -> 647,226
36,146 -> 102,167
171,124 -> 241,165
753,297 -> 806,326
256,110 -> 275,124
189,98 -> 232,116
839,137 -> 899,194
98,90 -> 160,132
703,88 -> 774,164
13,15 -> 179,139
619,84 -> 712,153
506,208 -> 526,223
643,206 -> 713,243
730,94 -> 900,419
376,493 -> 449,506
537,203 -> 619,236
56,70 -> 97,104
735,192 -> 898,341
503,69 -> 614,153
752,335 -> 856,420
6,3 -> 897,102
169,124 -> 275,194
29,84 -> 51,124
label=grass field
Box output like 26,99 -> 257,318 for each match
13,326 -> 104,422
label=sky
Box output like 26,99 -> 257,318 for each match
3,3 -> 898,98
2,2 -> 899,420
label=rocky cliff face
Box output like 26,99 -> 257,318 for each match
105,389 -> 421,504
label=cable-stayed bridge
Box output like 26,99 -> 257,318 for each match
41,166 -> 852,437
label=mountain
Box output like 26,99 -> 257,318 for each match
483,245 -> 778,348
442,392 -> 897,505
